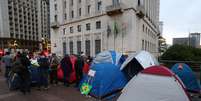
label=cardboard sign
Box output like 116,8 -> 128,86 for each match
88,69 -> 96,77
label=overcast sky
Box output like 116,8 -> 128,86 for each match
160,0 -> 201,44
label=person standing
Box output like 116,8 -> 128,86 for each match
38,53 -> 50,90
13,53 -> 31,94
49,53 -> 59,85
74,55 -> 84,87
2,52 -> 13,79
60,55 -> 72,87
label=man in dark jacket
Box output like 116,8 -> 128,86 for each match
38,53 -> 50,90
60,55 -> 72,87
74,55 -> 84,87
12,53 -> 31,94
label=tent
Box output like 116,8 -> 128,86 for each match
57,55 -> 90,83
57,55 -> 77,83
120,51 -> 159,80
171,63 -> 201,93
92,50 -> 125,67
118,66 -> 191,101
80,63 -> 127,99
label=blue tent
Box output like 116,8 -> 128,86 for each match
92,50 -> 125,67
171,63 -> 201,92
80,63 -> 127,99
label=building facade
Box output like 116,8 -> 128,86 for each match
50,0 -> 160,56
173,33 -> 200,48
189,33 -> 200,48
0,0 -> 49,51
173,38 -> 189,46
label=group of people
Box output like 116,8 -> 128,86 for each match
0,51 -> 92,95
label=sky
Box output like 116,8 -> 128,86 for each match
160,0 -> 201,45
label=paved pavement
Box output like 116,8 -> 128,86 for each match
0,74 -> 93,101
0,69 -> 200,101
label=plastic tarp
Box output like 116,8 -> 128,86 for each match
80,63 -> 127,98
118,66 -> 190,101
171,63 -> 201,92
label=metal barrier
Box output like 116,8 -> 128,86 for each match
159,60 -> 201,83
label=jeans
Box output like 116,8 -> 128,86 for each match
5,66 -> 11,78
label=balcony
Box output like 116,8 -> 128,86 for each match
136,5 -> 145,18
51,21 -> 60,29
106,3 -> 123,16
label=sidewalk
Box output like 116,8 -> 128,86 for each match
0,69 -> 200,101
0,74 -> 93,101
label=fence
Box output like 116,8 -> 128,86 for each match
159,60 -> 201,84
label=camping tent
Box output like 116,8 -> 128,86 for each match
171,63 -> 201,93
57,55 -> 77,83
80,63 -> 127,99
92,50 -> 125,67
118,66 -> 191,101
120,51 -> 159,80
57,55 -> 90,83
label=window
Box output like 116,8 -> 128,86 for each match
77,25 -> 81,32
64,1 -> 67,8
87,5 -> 91,14
97,1 -> 102,11
145,40 -> 147,50
63,42 -> 67,55
69,41 -> 73,54
54,4 -> 57,10
85,40 -> 90,56
54,15 -> 57,21
70,26 -> 73,33
71,0 -> 73,6
63,28 -> 66,35
64,13 -> 67,20
142,40 -> 144,50
86,23 -> 90,30
77,41 -> 81,54
142,24 -> 144,32
96,21 -> 101,29
95,39 -> 101,54
113,0 -> 120,5
78,8 -> 81,16
71,10 -> 74,18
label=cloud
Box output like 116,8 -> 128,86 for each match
160,0 -> 201,44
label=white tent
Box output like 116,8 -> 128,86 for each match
118,66 -> 190,101
121,51 -> 159,70
120,51 -> 159,80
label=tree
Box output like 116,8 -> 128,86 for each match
160,44 -> 201,61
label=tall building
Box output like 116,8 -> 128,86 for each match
189,33 -> 200,48
173,33 -> 200,48
173,38 -> 189,46
0,0 -> 49,51
50,0 -> 160,56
